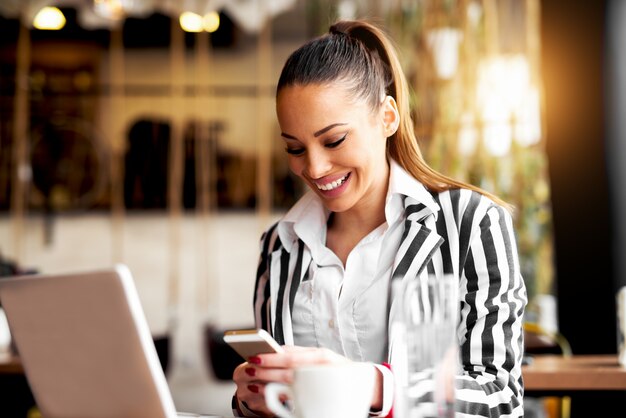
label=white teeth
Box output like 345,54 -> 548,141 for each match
316,174 -> 348,191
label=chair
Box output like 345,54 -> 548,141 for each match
523,322 -> 572,418
524,322 -> 572,356
152,334 -> 171,376
203,324 -> 250,381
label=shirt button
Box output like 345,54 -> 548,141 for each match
328,319 -> 335,328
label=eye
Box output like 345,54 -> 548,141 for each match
325,134 -> 347,149
285,147 -> 305,156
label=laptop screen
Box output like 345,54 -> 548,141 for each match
0,265 -> 179,418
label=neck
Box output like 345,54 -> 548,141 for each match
330,176 -> 389,236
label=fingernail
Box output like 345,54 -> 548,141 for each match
245,367 -> 256,377
248,384 -> 259,393
248,356 -> 261,365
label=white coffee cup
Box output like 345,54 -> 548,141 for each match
264,362 -> 376,418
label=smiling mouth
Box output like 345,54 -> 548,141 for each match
315,173 -> 350,191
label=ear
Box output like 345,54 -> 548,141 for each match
381,95 -> 400,138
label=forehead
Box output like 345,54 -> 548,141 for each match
276,82 -> 374,120
277,82 -> 352,104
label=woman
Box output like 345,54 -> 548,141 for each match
232,19 -> 527,417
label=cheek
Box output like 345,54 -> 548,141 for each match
288,157 -> 304,177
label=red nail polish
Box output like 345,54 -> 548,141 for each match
245,367 -> 256,377
247,384 -> 259,393
248,356 -> 261,365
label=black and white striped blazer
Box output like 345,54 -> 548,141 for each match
253,187 -> 527,417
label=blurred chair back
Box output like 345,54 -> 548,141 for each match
524,322 -> 572,418
203,324 -> 250,381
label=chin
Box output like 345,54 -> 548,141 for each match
319,198 -> 355,214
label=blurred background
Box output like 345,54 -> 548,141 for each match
0,0 -> 625,416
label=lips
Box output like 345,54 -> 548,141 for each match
314,173 -> 350,191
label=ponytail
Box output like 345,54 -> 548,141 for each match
277,19 -> 511,211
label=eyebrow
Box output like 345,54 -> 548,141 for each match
281,123 -> 347,140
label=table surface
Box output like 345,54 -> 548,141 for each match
0,353 -> 22,374
4,352 -> 626,391
522,354 -> 626,391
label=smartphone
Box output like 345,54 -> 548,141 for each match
223,328 -> 284,360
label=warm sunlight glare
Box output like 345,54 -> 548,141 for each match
476,55 -> 542,156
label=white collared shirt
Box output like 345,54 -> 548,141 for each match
278,160 -> 439,363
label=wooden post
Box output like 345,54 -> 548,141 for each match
168,17 -> 185,318
194,29 -> 215,317
483,0 -> 500,56
256,11 -> 273,228
109,25 -> 126,264
10,20 -> 30,265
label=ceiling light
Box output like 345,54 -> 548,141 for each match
33,7 -> 66,30
203,11 -> 220,33
93,0 -> 125,20
180,11 -> 203,33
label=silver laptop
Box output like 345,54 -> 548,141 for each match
0,264 -> 219,418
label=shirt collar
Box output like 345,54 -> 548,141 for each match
385,159 -> 440,224
277,191 -> 329,254
276,159 -> 440,253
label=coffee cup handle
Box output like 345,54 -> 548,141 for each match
264,383 -> 294,418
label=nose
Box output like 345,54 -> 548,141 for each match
304,148 -> 332,180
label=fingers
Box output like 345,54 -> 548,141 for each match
232,362 -> 253,385
255,346 -> 351,368
235,382 -> 273,417
232,348 -> 352,416
248,364 -> 294,383
234,361 -> 294,384
234,362 -> 275,417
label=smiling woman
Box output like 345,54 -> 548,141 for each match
230,19 -> 527,418
277,83 -> 392,218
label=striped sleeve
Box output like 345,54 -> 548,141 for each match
234,228 -> 281,418
407,192 -> 526,417
454,199 -> 527,417
253,223 -> 279,334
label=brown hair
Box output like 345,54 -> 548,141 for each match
277,19 -> 510,210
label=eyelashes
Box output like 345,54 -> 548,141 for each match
326,134 -> 347,148
285,134 -> 348,156
286,147 -> 304,155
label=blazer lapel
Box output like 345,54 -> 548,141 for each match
390,197 -> 444,282
268,249 -> 284,343
387,196 -> 444,361
268,240 -> 312,346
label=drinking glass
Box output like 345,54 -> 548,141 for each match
397,274 -> 459,418
618,286 -> 626,367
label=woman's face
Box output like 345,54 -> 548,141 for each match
276,83 -> 397,215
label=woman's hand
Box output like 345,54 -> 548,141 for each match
233,346 -> 382,416
233,360 -> 284,417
